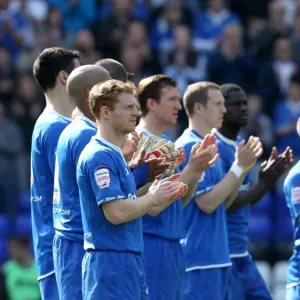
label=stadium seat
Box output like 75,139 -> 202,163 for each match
15,214 -> 32,236
255,260 -> 272,287
248,214 -> 272,242
272,284 -> 287,300
18,190 -> 31,213
273,261 -> 289,285
0,213 -> 12,237
0,239 -> 9,263
251,192 -> 273,214
274,217 -> 293,242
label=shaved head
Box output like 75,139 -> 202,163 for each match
67,65 -> 111,112
95,58 -> 129,82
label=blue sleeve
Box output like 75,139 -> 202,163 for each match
194,166 -> 219,197
132,164 -> 149,190
43,122 -> 68,177
88,152 -> 127,206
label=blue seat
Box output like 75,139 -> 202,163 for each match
252,192 -> 273,214
18,190 -> 31,213
0,239 -> 9,263
248,214 -> 272,242
15,214 -> 32,237
0,213 -> 12,237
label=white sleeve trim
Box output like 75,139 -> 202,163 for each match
186,262 -> 232,272
37,270 -> 55,281
230,251 -> 249,258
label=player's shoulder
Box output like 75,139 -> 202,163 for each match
34,110 -> 71,138
175,129 -> 200,149
79,138 -> 119,168
285,162 -> 300,188
60,117 -> 96,144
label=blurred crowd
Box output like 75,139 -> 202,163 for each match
0,0 -> 300,277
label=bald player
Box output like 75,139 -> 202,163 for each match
52,65 -> 111,300
70,59 -> 128,120
95,58 -> 129,82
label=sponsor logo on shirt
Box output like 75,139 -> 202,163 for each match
95,166 -> 110,189
53,208 -> 71,215
292,185 -> 300,204
31,196 -> 42,202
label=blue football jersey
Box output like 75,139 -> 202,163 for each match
135,125 -> 184,240
213,130 -> 252,256
31,109 -> 71,279
175,129 -> 231,270
77,137 -> 143,252
284,161 -> 300,284
53,115 -> 97,242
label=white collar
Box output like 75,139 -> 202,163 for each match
212,128 -> 237,147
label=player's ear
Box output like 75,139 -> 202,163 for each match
100,106 -> 110,120
146,98 -> 157,112
85,87 -> 92,100
58,70 -> 68,86
194,102 -> 203,115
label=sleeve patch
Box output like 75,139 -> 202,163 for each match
94,166 -> 110,189
291,185 -> 300,204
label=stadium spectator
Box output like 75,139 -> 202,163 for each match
1,236 -> 40,300
208,23 -> 257,92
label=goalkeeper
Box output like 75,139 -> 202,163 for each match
135,75 -> 219,300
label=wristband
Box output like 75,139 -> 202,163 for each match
230,164 -> 244,179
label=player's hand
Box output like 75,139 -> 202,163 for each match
147,157 -> 170,181
148,174 -> 188,206
122,132 -> 142,163
258,146 -> 293,188
235,136 -> 263,172
128,145 -> 170,180
186,134 -> 219,175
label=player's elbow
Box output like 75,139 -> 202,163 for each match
147,207 -> 162,217
102,206 -> 125,225
195,201 -> 215,214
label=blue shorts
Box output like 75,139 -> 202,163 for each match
82,250 -> 149,300
286,284 -> 300,300
143,234 -> 185,300
53,234 -> 85,300
184,267 -> 231,300
38,273 -> 59,300
229,254 -> 272,300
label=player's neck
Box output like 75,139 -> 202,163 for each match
138,115 -> 166,137
80,106 -> 96,123
45,88 -> 74,119
189,118 -> 212,138
96,125 -> 125,149
219,125 -> 239,141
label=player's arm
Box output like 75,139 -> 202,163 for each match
227,146 -> 293,212
101,179 -> 187,225
195,137 -> 262,214
178,135 -> 219,207
89,153 -> 187,225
